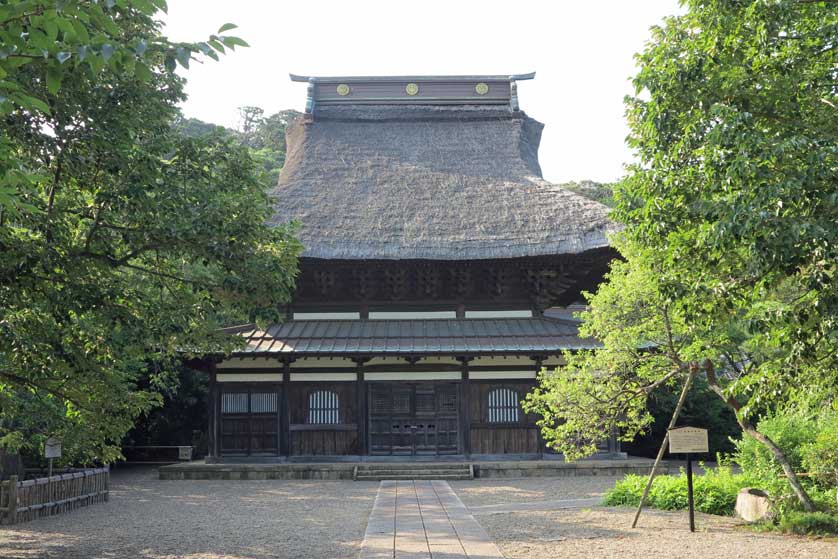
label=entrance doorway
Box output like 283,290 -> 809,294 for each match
219,386 -> 280,457
369,383 -> 459,456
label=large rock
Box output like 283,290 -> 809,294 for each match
735,488 -> 773,521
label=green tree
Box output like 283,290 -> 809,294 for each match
525,0 -> 837,511
173,114 -> 235,140
560,180 -> 615,208
241,108 -> 300,186
175,108 -> 300,186
0,3 -> 300,463
237,105 -> 264,146
0,0 -> 247,214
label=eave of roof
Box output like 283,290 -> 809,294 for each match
220,317 -> 599,357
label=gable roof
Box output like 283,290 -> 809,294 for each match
268,77 -> 616,261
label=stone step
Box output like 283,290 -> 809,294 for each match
357,469 -> 470,476
358,464 -> 470,471
355,463 -> 473,481
355,474 -> 472,481
357,465 -> 471,470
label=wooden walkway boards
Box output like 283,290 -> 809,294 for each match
359,480 -> 504,559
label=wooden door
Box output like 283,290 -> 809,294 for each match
220,387 -> 280,457
368,383 -> 459,456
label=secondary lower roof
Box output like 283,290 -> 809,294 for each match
224,317 -> 598,357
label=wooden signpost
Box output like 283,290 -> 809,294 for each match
44,437 -> 62,477
668,427 -> 709,532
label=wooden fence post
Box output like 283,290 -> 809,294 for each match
8,475 -> 18,525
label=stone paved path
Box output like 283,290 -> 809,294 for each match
360,480 -> 505,559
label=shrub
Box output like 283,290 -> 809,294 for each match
732,413 -> 818,511
732,412 -> 838,511
777,512 -> 838,536
603,465 -> 751,516
733,414 -> 815,481
602,473 -> 648,507
801,412 -> 838,507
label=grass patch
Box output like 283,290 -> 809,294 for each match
752,512 -> 838,536
603,465 -> 751,516
604,468 -> 838,535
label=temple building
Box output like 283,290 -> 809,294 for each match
200,73 -> 619,461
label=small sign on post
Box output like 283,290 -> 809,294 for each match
668,427 -> 708,533
44,437 -> 62,477
668,427 -> 709,454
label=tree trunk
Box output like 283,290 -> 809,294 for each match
632,364 -> 696,528
703,360 -> 815,512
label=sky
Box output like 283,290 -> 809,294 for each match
163,1 -> 683,184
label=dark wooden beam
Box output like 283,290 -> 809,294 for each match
459,357 -> 471,458
280,362 -> 291,457
355,358 -> 368,456
206,364 -> 219,462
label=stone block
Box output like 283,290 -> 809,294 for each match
735,488 -> 773,522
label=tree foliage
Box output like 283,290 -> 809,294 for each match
176,108 -> 300,187
525,0 -> 837,510
0,0 -> 248,214
560,180 -> 616,207
0,2 -> 300,464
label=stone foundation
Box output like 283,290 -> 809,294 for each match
159,458 -> 670,481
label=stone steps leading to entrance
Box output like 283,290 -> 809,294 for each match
356,469 -> 469,475
356,474 -> 472,481
353,464 -> 474,481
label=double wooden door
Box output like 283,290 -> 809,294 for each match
369,383 -> 459,456
219,388 -> 280,457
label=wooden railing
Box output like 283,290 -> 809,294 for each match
0,467 -> 109,525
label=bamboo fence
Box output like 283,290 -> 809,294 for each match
0,467 -> 109,525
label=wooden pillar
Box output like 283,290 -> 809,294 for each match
280,361 -> 291,458
6,475 -> 18,525
207,364 -> 219,463
534,357 -> 544,458
356,359 -> 368,456
460,357 -> 471,457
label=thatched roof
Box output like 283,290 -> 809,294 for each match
269,96 -> 616,260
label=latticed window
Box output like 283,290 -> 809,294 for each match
308,390 -> 340,424
250,392 -> 277,414
488,388 -> 520,423
221,392 -> 277,414
221,392 -> 249,414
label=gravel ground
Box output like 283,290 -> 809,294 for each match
3,470 -> 837,559
452,477 -> 838,559
451,476 -> 622,507
479,508 -> 838,559
0,467 -> 377,559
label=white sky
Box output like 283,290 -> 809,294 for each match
163,1 -> 682,184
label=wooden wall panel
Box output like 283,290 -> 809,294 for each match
469,427 -> 540,454
467,380 -> 540,455
290,429 -> 358,456
288,382 -> 357,425
467,382 -> 537,422
287,382 -> 358,455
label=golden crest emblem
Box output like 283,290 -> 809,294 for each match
475,82 -> 489,95
405,82 -> 419,96
336,84 -> 350,96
